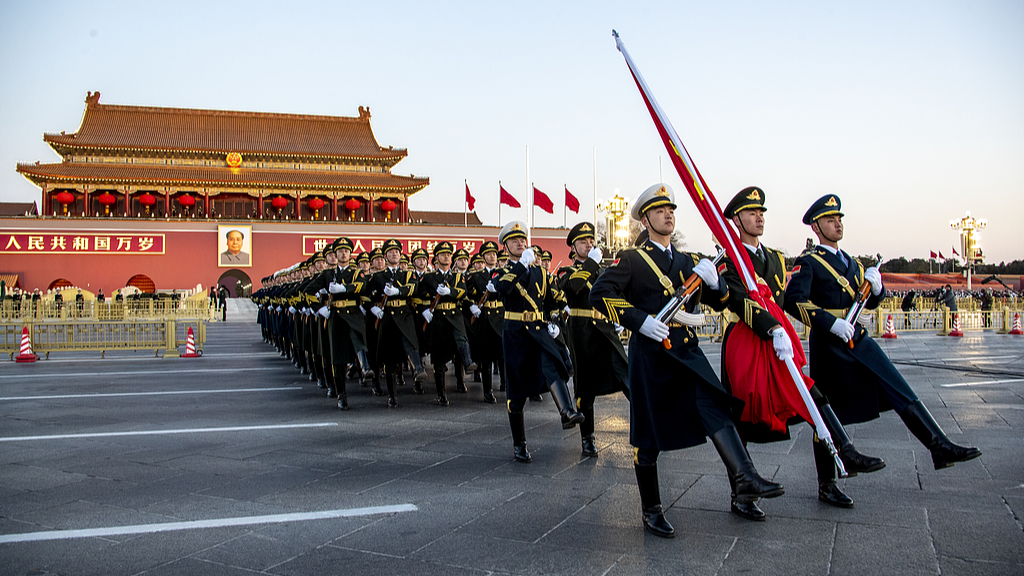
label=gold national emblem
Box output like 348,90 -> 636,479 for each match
746,189 -> 761,200
512,223 -> 523,231
580,224 -> 592,231
825,196 -> 838,207
654,186 -> 670,197
226,152 -> 242,168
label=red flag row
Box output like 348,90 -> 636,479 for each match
468,183 -> 580,214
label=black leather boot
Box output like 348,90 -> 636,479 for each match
481,361 -> 496,404
508,410 -> 531,463
357,350 -> 374,382
726,441 -> 765,521
580,403 -> 597,457
548,380 -> 584,429
814,436 -> 853,508
434,368 -> 449,406
333,365 -> 349,410
634,464 -> 674,538
454,358 -> 468,393
385,367 -> 398,407
711,426 -> 785,503
326,368 -> 338,398
819,403 -> 885,475
899,401 -> 981,469
581,435 -> 598,458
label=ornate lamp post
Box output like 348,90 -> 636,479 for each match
596,192 -> 631,253
950,211 -> 986,291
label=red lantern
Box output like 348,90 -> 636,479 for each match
97,192 -> 116,215
54,191 -> 75,215
271,196 -> 289,216
344,198 -> 361,221
308,197 -> 324,219
381,199 -> 397,222
138,193 -> 156,206
178,194 -> 196,207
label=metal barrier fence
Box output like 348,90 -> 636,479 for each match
1,319 -> 206,360
0,298 -> 216,322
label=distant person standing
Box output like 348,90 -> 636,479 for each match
218,286 -> 228,321
900,290 -> 917,328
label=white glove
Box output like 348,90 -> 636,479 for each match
384,284 -> 400,297
639,316 -> 670,341
547,323 -> 560,339
520,248 -> 536,267
486,281 -> 497,293
563,305 -> 571,316
614,323 -> 625,334
470,304 -> 481,317
771,327 -> 794,361
358,305 -> 366,315
422,309 -> 433,323
693,259 -> 720,290
318,306 -> 330,319
830,318 -> 856,342
329,282 -> 346,294
288,306 -> 296,314
370,306 -> 384,319
588,246 -> 603,263
317,288 -> 328,296
436,285 -> 451,296
864,267 -> 883,296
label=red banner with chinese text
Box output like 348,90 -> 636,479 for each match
0,232 -> 165,254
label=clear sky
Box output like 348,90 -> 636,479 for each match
2,1 -> 1021,263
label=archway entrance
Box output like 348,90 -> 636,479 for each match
218,269 -> 251,298
126,274 -> 156,293
48,278 -> 74,291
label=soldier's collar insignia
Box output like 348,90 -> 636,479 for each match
824,196 -> 838,207
654,186 -> 670,197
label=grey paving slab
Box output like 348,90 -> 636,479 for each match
1,323 -> 1021,576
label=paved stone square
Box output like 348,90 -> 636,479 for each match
1,302 -> 1022,575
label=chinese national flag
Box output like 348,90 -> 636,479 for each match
930,251 -> 937,258
565,186 -> 580,213
534,186 -> 554,214
499,185 -> 521,208
952,245 -> 959,256
465,182 -> 476,211
939,251 -> 945,259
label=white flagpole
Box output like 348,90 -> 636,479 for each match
563,183 -> 567,228
498,181 -> 502,226
526,146 -> 532,244
464,179 -> 468,227
593,146 -> 597,227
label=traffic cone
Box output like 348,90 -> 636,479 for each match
1010,313 -> 1023,336
15,326 -> 38,363
882,314 -> 897,339
181,326 -> 201,357
949,313 -> 964,337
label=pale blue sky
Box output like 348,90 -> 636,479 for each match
2,1 -> 1021,262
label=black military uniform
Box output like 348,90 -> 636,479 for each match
785,194 -> 980,471
589,183 -> 783,538
719,187 -> 883,519
557,222 -> 629,458
417,242 -> 476,405
362,249 -> 386,395
495,222 -> 583,463
366,239 -> 427,407
409,248 -> 432,376
466,241 -> 507,401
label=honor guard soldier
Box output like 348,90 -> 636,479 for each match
418,242 -> 476,405
304,252 -> 331,389
366,239 -> 428,407
356,252 -> 371,275
495,222 -> 583,463
409,248 -> 432,376
558,222 -> 630,458
471,253 -> 485,273
451,248 -> 474,391
466,241 -> 507,402
785,195 -> 981,470
590,183 -> 783,538
362,248 -> 387,395
719,187 -> 883,520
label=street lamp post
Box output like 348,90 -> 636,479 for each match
950,211 -> 987,292
597,193 -> 631,253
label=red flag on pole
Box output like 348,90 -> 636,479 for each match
465,182 -> 476,211
952,245 -> 959,256
930,251 -> 938,259
939,251 -> 946,259
499,185 -> 521,208
565,186 -> 580,213
534,186 -> 554,213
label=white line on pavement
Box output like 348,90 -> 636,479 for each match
940,379 -> 1024,388
0,387 -> 302,401
0,367 -> 279,380
0,423 -> 337,443
0,504 -> 418,544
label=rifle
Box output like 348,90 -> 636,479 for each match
470,270 -> 500,324
653,250 -> 726,350
844,253 -> 882,349
375,281 -> 393,330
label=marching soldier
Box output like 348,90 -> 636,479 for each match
466,241 -> 507,402
718,187 -> 883,520
495,222 -> 583,463
784,194 -> 981,471
557,222 -> 630,458
366,239 -> 427,407
410,248 -> 431,376
363,248 -> 387,395
589,183 -> 783,538
451,248 -> 474,392
418,242 -> 476,405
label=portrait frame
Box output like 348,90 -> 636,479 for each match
218,225 -> 252,268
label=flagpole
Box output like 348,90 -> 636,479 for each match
563,183 -> 567,228
464,179 -> 468,227
526,146 -> 532,243
498,181 -> 502,226
593,146 -> 597,227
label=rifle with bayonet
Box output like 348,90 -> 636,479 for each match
653,250 -> 726,350
844,253 -> 882,349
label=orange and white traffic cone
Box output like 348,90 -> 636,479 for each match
1010,313 -> 1023,336
181,326 -> 201,358
949,313 -> 964,337
882,314 -> 897,339
15,326 -> 38,363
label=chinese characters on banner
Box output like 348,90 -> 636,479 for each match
302,236 -> 485,256
0,232 -> 166,254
